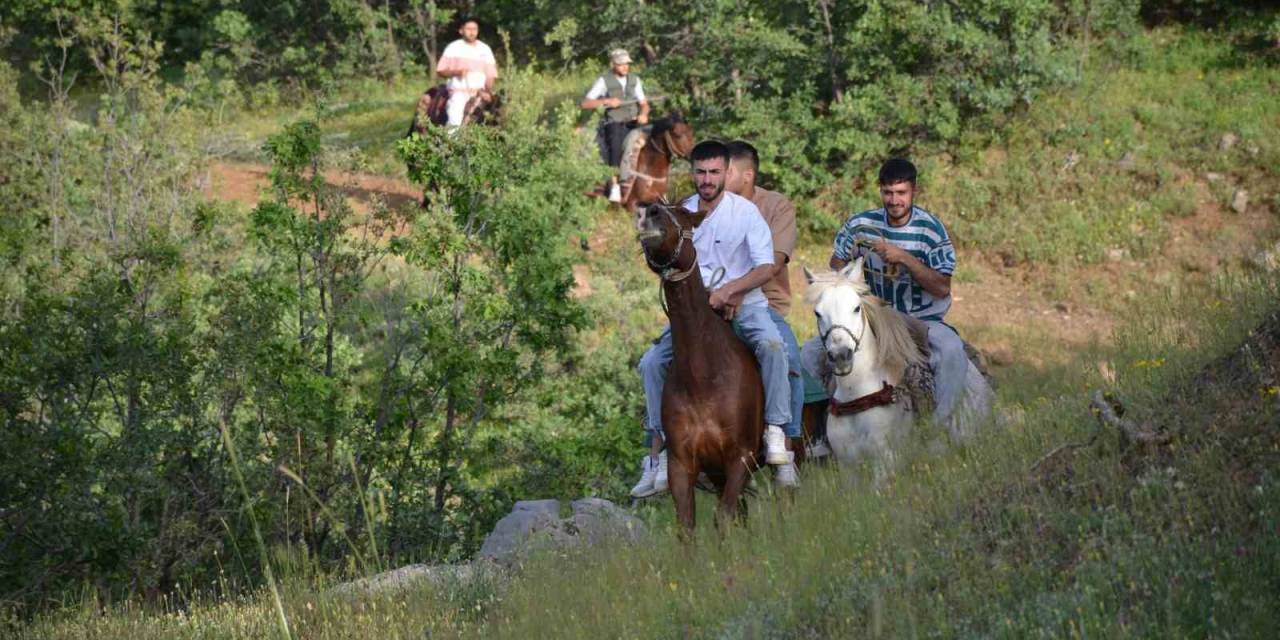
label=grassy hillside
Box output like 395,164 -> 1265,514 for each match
18,25 -> 1280,639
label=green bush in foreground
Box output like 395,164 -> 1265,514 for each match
19,273 -> 1279,638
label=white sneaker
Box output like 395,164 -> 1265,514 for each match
629,455 -> 659,498
608,181 -> 622,203
775,452 -> 799,489
765,425 -> 789,465
652,450 -> 669,493
805,439 -> 832,459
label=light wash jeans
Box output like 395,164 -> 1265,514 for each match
767,308 -> 804,438
926,321 -> 968,426
639,304 -> 792,438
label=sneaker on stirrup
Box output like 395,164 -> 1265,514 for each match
652,450 -> 669,494
765,425 -> 789,465
775,451 -> 799,489
629,455 -> 659,498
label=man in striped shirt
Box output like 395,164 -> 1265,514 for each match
827,159 -> 968,426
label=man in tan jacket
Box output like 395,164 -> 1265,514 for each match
724,140 -> 803,487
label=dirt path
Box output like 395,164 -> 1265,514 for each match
202,161 -> 422,213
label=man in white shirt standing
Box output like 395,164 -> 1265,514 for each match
435,18 -> 498,129
580,49 -> 650,202
630,140 -> 793,498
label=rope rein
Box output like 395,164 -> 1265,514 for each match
848,223 -> 902,280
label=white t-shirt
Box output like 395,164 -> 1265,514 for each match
680,191 -> 774,308
584,74 -> 646,101
437,39 -> 497,94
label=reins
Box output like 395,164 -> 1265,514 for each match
848,223 -> 902,280
639,202 -> 725,317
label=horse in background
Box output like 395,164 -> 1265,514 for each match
619,114 -> 694,211
406,84 -> 501,136
636,201 -> 763,533
803,260 -> 994,484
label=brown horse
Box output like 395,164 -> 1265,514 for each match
620,115 -> 695,211
406,84 -> 501,136
636,201 -> 763,533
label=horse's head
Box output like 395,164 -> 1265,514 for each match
805,260 -> 924,377
805,260 -> 871,376
636,201 -> 705,277
665,113 -> 695,158
463,90 -> 501,126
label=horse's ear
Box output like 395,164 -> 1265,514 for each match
840,257 -> 866,286
803,266 -> 816,284
681,206 -> 708,228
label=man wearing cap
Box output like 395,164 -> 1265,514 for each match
435,17 -> 498,129
580,49 -> 650,202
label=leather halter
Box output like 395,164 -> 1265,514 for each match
641,205 -> 696,281
828,381 -> 897,416
820,322 -> 864,362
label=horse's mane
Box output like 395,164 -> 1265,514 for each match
649,113 -> 684,137
804,270 -> 925,375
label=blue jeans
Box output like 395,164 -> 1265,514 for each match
639,304 -> 792,437
926,321 -> 968,426
766,309 -> 804,438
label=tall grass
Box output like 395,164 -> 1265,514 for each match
23,265 -> 1278,639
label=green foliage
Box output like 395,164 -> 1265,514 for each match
6,6 -> 1280,635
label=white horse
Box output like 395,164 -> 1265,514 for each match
803,260 -> 994,483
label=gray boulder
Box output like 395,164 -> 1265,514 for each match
332,562 -> 494,596
477,497 -> 647,566
565,497 -> 646,546
477,499 -> 568,565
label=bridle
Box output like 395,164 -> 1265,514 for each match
640,203 -> 697,282
819,299 -> 900,415
648,123 -> 688,159
818,304 -> 868,375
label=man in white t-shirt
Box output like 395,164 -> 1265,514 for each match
435,18 -> 498,128
630,140 -> 793,498
580,49 -> 650,202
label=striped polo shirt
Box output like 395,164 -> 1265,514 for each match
831,206 -> 956,321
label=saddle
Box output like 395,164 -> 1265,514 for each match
618,126 -> 651,186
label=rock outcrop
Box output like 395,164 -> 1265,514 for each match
334,497 -> 645,595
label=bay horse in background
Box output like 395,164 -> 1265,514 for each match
406,84 -> 501,136
636,201 -> 763,534
619,114 -> 694,211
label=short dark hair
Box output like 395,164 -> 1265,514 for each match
457,17 -> 480,29
726,140 -> 759,172
690,140 -> 730,165
878,158 -> 917,186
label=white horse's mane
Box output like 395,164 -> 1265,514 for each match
805,270 -> 925,375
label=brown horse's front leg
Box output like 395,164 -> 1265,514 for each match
668,453 -> 698,537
